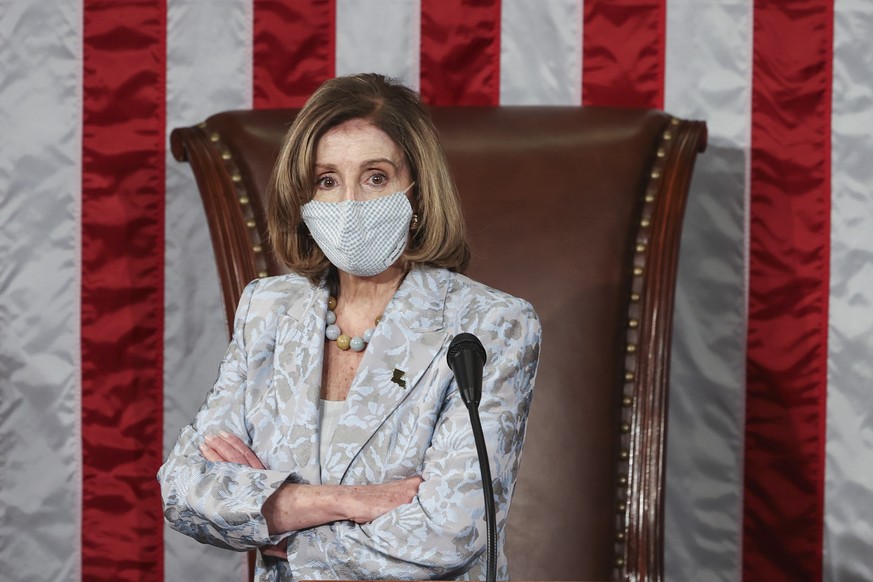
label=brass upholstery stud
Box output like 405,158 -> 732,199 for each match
622,396 -> 632,407
616,531 -> 626,540
624,371 -> 635,382
633,266 -> 644,277
640,217 -> 651,228
246,219 -> 256,229
626,343 -> 637,354
630,292 -> 640,303
620,449 -> 629,460
628,318 -> 639,328
232,173 -> 242,183
635,243 -> 646,253
239,196 -> 250,205
258,270 -> 268,278
210,133 -> 220,142
663,131 -> 673,140
616,558 -> 625,567
670,117 -> 680,125
651,169 -> 661,179
618,476 -> 628,486
645,194 -> 655,203
617,502 -> 627,512
221,152 -> 232,160
253,244 -> 263,253
657,148 -> 666,158
198,122 -> 207,129
621,423 -> 631,433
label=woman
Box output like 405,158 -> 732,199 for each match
158,73 -> 541,581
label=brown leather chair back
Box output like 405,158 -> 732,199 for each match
171,107 -> 706,582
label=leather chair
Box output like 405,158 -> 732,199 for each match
171,107 -> 707,582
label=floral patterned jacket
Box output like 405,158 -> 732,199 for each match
158,265 -> 541,581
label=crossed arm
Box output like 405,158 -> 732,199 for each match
200,431 -> 423,559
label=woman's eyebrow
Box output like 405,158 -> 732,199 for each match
314,158 -> 403,171
360,157 -> 399,168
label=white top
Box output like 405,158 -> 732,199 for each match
318,399 -> 346,482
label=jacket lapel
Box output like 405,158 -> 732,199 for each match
271,282 -> 328,484
321,266 -> 451,485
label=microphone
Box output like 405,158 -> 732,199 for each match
447,333 -> 496,582
446,332 -> 486,407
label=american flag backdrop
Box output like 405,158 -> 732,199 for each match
1,1 -> 871,581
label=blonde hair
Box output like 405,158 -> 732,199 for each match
267,73 -> 470,283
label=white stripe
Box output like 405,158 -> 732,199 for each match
499,0 -> 582,105
663,0 -> 751,580
826,2 -> 873,581
0,0 -> 82,580
164,0 -> 253,579
335,0 -> 421,91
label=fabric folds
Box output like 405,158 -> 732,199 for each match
743,2 -> 834,580
81,1 -> 166,578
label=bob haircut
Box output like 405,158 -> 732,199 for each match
267,73 -> 471,284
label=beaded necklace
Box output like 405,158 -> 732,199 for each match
324,296 -> 381,352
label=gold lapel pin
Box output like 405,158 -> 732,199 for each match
391,369 -> 407,388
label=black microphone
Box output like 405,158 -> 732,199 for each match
446,333 -> 496,582
447,332 -> 486,407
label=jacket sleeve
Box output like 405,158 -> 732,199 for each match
284,298 -> 542,579
157,279 -> 294,551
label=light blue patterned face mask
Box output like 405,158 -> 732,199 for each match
301,189 -> 414,277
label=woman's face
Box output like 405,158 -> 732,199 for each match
312,118 -> 413,203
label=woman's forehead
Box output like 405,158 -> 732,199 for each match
316,119 -> 406,168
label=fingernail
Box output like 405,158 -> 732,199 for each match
204,434 -> 215,443
219,430 -> 230,438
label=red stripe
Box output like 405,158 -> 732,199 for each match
253,0 -> 336,108
81,2 -> 166,580
420,0 -> 501,106
743,2 -> 833,580
582,0 -> 665,108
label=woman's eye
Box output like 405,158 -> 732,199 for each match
368,173 -> 387,186
317,176 -> 337,188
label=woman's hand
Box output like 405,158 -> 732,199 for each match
200,430 -> 265,469
199,431 -> 288,560
342,476 -> 424,524
262,475 -> 424,533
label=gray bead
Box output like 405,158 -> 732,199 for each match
325,324 -> 341,340
326,310 -> 336,325
350,336 -> 365,352
362,327 -> 374,343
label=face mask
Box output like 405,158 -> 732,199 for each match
301,189 -> 414,277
